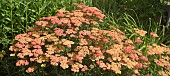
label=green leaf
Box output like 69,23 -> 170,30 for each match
4,26 -> 11,31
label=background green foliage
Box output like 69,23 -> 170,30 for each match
0,0 -> 169,76
92,0 -> 170,45
0,0 -> 92,51
93,0 -> 163,23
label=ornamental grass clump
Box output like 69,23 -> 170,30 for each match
8,3 -> 168,75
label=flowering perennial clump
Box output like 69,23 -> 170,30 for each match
8,3 -> 170,76
147,43 -> 170,76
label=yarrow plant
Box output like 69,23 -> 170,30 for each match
8,3 -> 170,76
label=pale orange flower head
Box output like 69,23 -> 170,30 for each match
26,66 -> 36,73
150,32 -> 159,38
135,37 -> 143,43
134,28 -> 147,36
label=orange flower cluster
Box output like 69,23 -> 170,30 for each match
38,3 -> 104,28
134,28 -> 147,36
147,44 -> 170,76
158,70 -> 169,76
150,32 -> 159,38
9,3 -> 105,73
147,44 -> 170,55
8,3 -> 164,75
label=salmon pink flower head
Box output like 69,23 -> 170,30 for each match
129,53 -> 139,61
61,39 -> 74,48
145,74 -> 150,76
67,23 -> 72,27
74,3 -> 105,20
135,37 -> 143,43
124,46 -> 134,53
134,28 -> 147,36
14,42 -> 25,48
124,39 -> 133,45
72,10 -> 84,17
154,59 -> 165,67
56,8 -> 68,14
166,66 -> 170,70
51,17 -> 62,25
56,13 -> 66,17
139,56 -> 148,61
71,63 -> 80,72
81,65 -> 88,72
14,34 -> 27,40
150,32 -> 159,38
17,53 -> 25,59
147,44 -> 165,55
102,38 -> 108,42
75,54 -> 83,61
26,66 -> 36,73
54,28 -> 65,36
16,60 -> 29,66
66,29 -> 76,35
60,18 -> 70,24
60,63 -> 69,69
35,21 -> 48,26
158,71 -> 169,76
135,63 -> 143,69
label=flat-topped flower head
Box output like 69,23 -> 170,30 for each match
26,66 -> 36,73
134,28 -> 147,36
150,32 -> 159,38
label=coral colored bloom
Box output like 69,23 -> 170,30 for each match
139,56 -> 148,61
134,28 -> 147,36
135,37 -> 143,43
71,64 -> 80,72
25,60 -> 29,65
150,32 -> 159,38
54,28 -> 64,36
166,66 -> 170,70
16,60 -> 29,66
30,58 -> 35,62
154,59 -> 164,67
17,53 -> 25,59
135,63 -> 143,69
61,39 -> 74,48
35,21 -> 42,26
103,38 -> 108,42
81,65 -> 88,72
124,46 -> 133,53
145,74 -> 150,76
26,67 -> 35,73
35,21 -> 48,26
56,13 -> 65,17
56,8 -> 68,13
67,23 -> 72,27
60,63 -> 69,69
